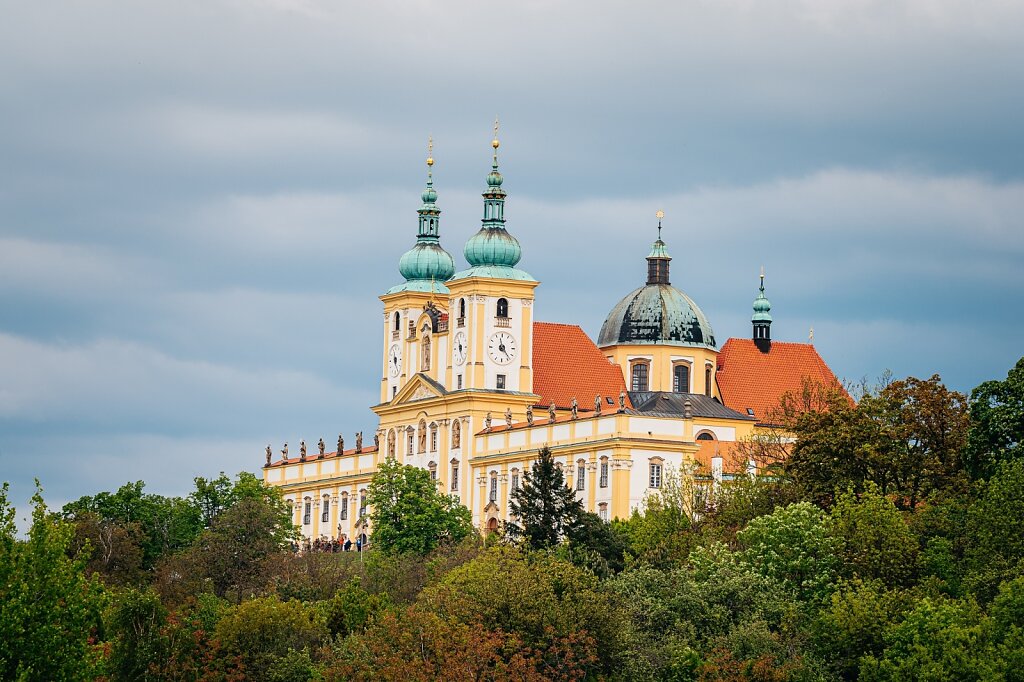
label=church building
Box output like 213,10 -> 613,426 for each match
262,132 -> 844,541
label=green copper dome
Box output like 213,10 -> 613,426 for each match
451,134 -> 535,282
386,151 -> 455,295
752,277 -> 772,323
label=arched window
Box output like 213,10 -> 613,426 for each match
631,361 -> 649,391
418,420 -> 427,453
696,431 -> 716,442
486,517 -> 499,533
459,298 -> 466,319
393,311 -> 400,331
705,365 -> 713,397
496,298 -> 508,318
340,492 -> 348,520
451,420 -> 461,449
321,495 -> 330,523
422,336 -> 431,371
387,430 -> 396,458
673,364 -> 690,393
429,423 -> 438,452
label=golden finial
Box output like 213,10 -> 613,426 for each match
760,265 -> 765,279
426,136 -> 434,167
656,209 -> 664,239
492,117 -> 500,149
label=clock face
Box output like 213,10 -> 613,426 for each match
453,332 -> 467,366
388,344 -> 402,377
487,332 -> 517,365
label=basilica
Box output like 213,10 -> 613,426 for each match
263,133 -> 844,542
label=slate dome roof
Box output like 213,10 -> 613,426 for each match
598,283 -> 717,349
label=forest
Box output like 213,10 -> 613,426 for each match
1,356 -> 1022,681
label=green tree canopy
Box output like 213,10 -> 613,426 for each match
967,356 -> 1024,479
367,457 -> 473,556
828,485 -> 919,585
505,447 -> 585,550
0,483 -> 104,681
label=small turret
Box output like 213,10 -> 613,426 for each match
752,267 -> 772,352
646,210 -> 671,285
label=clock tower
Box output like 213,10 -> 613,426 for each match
447,123 -> 539,396
379,140 -> 456,404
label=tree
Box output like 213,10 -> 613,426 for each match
967,356 -> 1024,480
417,545 -> 623,676
828,486 -> 919,586
366,458 -> 473,556
964,459 -> 1024,601
737,501 -> 839,604
505,447 -> 585,550
0,482 -> 104,681
619,463 -> 706,568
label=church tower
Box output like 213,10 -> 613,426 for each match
379,140 -> 456,404
752,268 -> 772,353
446,123 -> 539,396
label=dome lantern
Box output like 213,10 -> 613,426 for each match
752,267 -> 772,351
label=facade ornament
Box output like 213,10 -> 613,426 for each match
337,434 -> 344,454
374,432 -> 380,449
505,407 -> 513,429
571,397 -> 578,420
355,432 -> 363,453
549,403 -> 556,422
619,390 -> 626,412
299,440 -> 307,461
318,438 -> 325,457
526,404 -> 534,426
265,445 -> 272,467
281,442 -> 289,459
594,394 -> 602,416
683,399 -> 693,419
485,412 -> 492,430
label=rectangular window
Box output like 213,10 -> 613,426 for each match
576,464 -> 586,490
673,364 -> 690,393
511,473 -> 519,491
392,386 -> 397,398
631,362 -> 649,391
649,463 -> 663,489
599,503 -> 609,522
303,501 -> 311,525
457,374 -> 463,390
321,499 -> 329,523
496,374 -> 506,390
489,476 -> 498,502
407,431 -> 413,454
340,499 -> 348,520
359,495 -> 367,518
451,465 -> 459,491
600,461 -> 609,488
430,430 -> 437,452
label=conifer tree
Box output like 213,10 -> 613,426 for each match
505,447 -> 585,550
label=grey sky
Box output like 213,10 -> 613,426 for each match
2,0 -> 1023,518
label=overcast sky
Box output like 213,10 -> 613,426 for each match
2,0 -> 1023,518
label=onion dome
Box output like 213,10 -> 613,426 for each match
451,120 -> 535,282
386,139 -> 456,294
598,213 -> 716,349
752,268 -> 772,348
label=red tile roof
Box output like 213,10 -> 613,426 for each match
716,338 -> 846,424
533,322 -> 631,411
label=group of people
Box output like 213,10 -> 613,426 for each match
290,535 -> 366,554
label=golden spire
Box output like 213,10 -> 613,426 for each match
491,117 -> 500,165
426,136 -> 434,167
